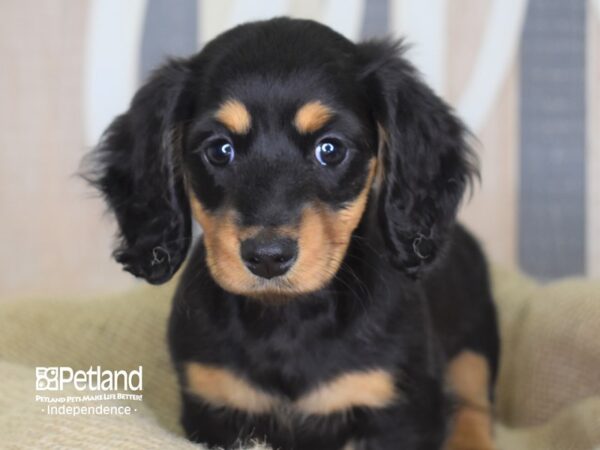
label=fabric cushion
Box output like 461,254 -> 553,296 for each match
0,267 -> 598,449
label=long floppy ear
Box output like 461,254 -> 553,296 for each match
85,59 -> 193,284
359,40 -> 477,276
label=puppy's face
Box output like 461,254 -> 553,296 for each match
90,18 -> 474,291
183,54 -> 378,297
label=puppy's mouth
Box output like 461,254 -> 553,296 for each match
243,273 -> 302,300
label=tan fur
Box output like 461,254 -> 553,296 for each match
189,160 -> 376,299
295,369 -> 398,415
283,159 -> 376,295
214,99 -> 251,134
445,351 -> 495,450
446,408 -> 495,450
185,363 -> 276,413
294,101 -> 333,134
189,197 -> 258,294
447,351 -> 491,411
185,362 -> 397,417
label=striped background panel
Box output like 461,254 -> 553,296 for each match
0,0 -> 598,299
519,0 -> 587,279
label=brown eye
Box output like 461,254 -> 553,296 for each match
315,138 -> 347,166
205,140 -> 235,166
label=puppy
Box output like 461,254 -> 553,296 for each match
88,18 -> 499,450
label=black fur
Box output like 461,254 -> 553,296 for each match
358,41 -> 478,274
87,61 -> 193,283
86,18 -> 499,450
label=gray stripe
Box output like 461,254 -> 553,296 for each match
139,0 -> 198,82
518,0 -> 587,278
361,0 -> 389,40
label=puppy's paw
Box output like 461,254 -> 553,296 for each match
445,407 -> 496,450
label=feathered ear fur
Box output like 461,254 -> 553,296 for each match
359,40 -> 477,276
85,59 -> 193,284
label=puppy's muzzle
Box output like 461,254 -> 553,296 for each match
241,236 -> 298,279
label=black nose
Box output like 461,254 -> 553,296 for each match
241,237 -> 298,279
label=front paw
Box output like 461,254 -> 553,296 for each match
444,408 -> 495,450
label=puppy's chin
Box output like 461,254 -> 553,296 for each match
227,278 -> 312,303
206,262 -> 338,302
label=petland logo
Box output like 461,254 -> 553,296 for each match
36,366 -> 143,391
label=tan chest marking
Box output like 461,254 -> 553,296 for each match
294,369 -> 398,415
185,363 -> 276,413
185,363 -> 398,416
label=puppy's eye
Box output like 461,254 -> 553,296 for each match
205,140 -> 235,166
315,138 -> 347,166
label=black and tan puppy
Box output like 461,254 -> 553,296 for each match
88,18 -> 499,450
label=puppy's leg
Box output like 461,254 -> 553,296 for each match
444,351 -> 495,450
180,394 -> 259,449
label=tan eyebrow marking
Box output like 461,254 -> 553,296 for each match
294,101 -> 333,134
214,99 -> 251,134
294,369 -> 398,415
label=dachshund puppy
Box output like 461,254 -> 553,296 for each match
88,18 -> 499,450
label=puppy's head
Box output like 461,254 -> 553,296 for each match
88,18 -> 475,297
